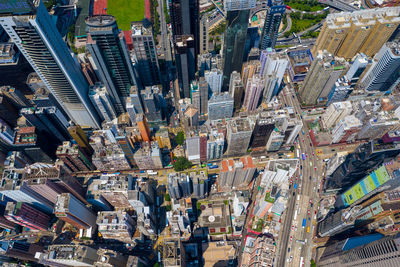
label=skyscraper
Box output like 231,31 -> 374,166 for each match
175,35 -> 196,98
359,42 -> 400,92
250,114 -> 275,148
54,193 -> 97,229
0,1 -> 101,128
89,83 -> 117,122
229,71 -> 244,111
222,0 -> 256,90
261,50 -> 289,102
226,117 -> 254,156
170,0 -> 200,61
56,141 -> 95,172
204,69 -> 223,95
312,7 -> 400,59
199,14 -> 210,54
131,20 -> 161,86
86,15 -> 139,114
68,125 -> 93,156
208,92 -> 234,121
190,79 -> 208,115
136,114 -> 151,142
299,51 -> 348,106
5,202 -> 50,231
243,74 -> 264,112
260,3 -> 286,50
318,233 -> 400,267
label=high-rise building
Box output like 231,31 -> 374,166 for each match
207,131 -> 225,160
41,245 -> 98,267
204,69 -> 223,95
155,127 -> 172,149
54,193 -> 97,229
167,172 -> 192,200
141,86 -> 163,122
359,42 -> 400,92
131,21 -> 161,86
260,3 -> 286,50
23,162 -> 86,205
323,141 -> 400,194
191,171 -> 208,198
0,1 -> 101,128
126,85 -> 144,124
321,101 -> 353,129
241,60 -> 261,92
56,141 -> 94,172
331,115 -> 362,144
312,7 -> 400,59
250,115 -> 275,148
318,233 -> 400,267
5,202 -> 50,231
186,135 -> 201,164
0,95 -> 19,127
243,74 -> 264,111
96,211 -> 136,243
219,157 -> 256,190
86,15 -> 139,114
208,92 -> 234,121
68,125 -> 94,156
222,0 -> 256,90
190,79 -> 208,115
136,114 -> 151,142
0,169 -> 53,213
300,51 -> 348,106
170,0 -> 200,61
199,14 -> 209,54
1,241 -> 43,262
229,71 -> 244,112
226,117 -> 254,156
89,83 -> 117,122
344,53 -> 369,88
261,51 -> 289,102
175,35 -> 196,98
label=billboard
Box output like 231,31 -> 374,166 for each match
0,0 -> 33,15
342,165 -> 391,206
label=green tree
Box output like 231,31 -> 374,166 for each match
164,194 -> 171,202
173,157 -> 192,171
175,131 -> 185,145
166,205 -> 172,211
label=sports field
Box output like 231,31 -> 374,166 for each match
107,0 -> 145,31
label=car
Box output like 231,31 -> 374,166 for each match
307,210 -> 311,215
292,191 -> 295,196
290,236 -> 293,242
288,247 -> 291,253
311,203 -> 314,208
309,176 -> 311,180
302,139 -> 305,142
292,225 -> 295,231
310,143 -> 312,147
314,167 -> 317,171
309,199 -> 312,204
314,210 -> 317,215
312,152 -> 315,156
300,165 -> 303,170
308,217 -> 311,221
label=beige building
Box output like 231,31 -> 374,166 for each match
313,7 -> 400,59
300,51 -> 348,106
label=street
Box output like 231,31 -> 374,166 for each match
275,85 -> 324,267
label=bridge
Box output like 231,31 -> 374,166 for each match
318,0 -> 359,12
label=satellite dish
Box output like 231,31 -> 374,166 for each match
208,215 -> 215,222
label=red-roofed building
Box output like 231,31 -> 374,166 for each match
124,30 -> 133,50
219,157 -> 256,191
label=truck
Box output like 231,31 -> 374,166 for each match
302,153 -> 306,160
148,171 -> 158,175
302,218 -> 306,228
209,165 -> 218,169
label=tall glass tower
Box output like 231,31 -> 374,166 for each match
260,2 -> 286,50
222,0 -> 256,90
0,0 -> 101,128
86,15 -> 139,114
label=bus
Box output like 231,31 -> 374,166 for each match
294,210 -> 298,220
300,257 -> 304,267
302,153 -> 306,160
302,218 -> 306,228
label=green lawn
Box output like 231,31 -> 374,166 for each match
107,0 -> 145,31
284,0 -> 326,12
